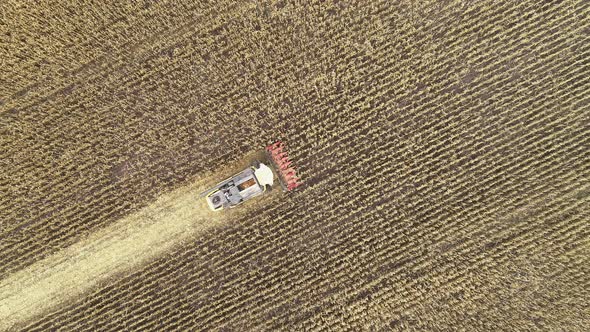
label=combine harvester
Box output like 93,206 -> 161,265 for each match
200,141 -> 303,211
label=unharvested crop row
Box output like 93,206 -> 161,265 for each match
310,182 -> 583,330
285,0 -> 582,177
9,0 -> 590,330
335,203 -> 590,331
0,0 -> 251,107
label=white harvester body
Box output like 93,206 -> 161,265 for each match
201,162 -> 274,211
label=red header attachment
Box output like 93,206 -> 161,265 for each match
266,140 -> 303,191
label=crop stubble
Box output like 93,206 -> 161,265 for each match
1,0 -> 589,330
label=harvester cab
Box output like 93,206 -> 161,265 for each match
200,141 -> 303,211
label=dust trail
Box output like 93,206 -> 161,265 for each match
0,163 -> 257,330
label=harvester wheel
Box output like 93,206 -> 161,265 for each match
251,160 -> 260,168
265,184 -> 273,192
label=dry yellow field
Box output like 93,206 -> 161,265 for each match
1,0 -> 589,331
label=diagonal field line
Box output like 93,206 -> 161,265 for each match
0,157 -> 266,330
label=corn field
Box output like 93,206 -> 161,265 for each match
1,0 -> 589,330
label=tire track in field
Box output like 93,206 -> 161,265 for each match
0,156 -> 272,331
